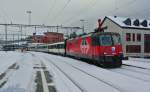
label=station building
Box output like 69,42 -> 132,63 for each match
102,16 -> 150,58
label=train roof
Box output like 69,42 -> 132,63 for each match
28,42 -> 64,47
47,42 -> 64,46
68,32 -> 120,40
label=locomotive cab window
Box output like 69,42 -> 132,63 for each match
100,35 -> 113,46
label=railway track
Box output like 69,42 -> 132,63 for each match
44,56 -> 125,92
121,65 -> 150,76
0,62 -> 19,89
122,64 -> 150,70
30,52 -> 150,92
108,65 -> 150,83
48,59 -> 86,92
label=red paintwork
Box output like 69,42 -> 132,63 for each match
66,33 -> 123,62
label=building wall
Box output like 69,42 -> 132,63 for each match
124,29 -> 150,57
103,18 -> 150,57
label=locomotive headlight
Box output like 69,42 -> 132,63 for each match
112,47 -> 116,52
104,52 -> 107,55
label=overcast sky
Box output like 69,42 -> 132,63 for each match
0,0 -> 150,32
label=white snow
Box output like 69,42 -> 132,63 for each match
32,52 -> 150,92
0,51 -> 22,75
0,51 -> 150,92
128,57 -> 150,62
123,59 -> 150,69
107,16 -> 150,29
0,52 -> 35,92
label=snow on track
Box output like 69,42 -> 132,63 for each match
32,52 -> 150,92
0,51 -> 23,75
123,58 -> 150,69
121,65 -> 150,76
34,52 -> 121,92
129,58 -> 150,63
109,66 -> 150,83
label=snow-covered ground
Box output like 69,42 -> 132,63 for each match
128,57 -> 150,62
123,58 -> 150,69
0,51 -> 150,92
0,51 -> 35,92
0,51 -> 22,75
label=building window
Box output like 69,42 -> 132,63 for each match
132,33 -> 135,41
144,34 -> 150,53
126,33 -> 131,41
126,45 -> 141,53
137,34 -> 141,42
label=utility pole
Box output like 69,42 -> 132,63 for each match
18,32 -> 19,48
56,25 -> 59,33
13,34 -> 14,50
5,25 -> 7,50
80,19 -> 85,34
35,26 -> 37,33
20,25 -> 22,40
26,11 -> 32,25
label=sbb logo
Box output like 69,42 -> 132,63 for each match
80,39 -> 89,54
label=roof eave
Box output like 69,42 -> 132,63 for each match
105,16 -> 150,30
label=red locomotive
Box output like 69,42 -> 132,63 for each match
66,32 -> 123,67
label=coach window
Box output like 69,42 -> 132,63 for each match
57,44 -> 60,49
60,44 -> 63,48
60,44 -> 64,48
48,45 -> 51,49
52,45 -> 54,49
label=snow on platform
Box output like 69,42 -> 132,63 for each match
0,51 -> 150,92
0,51 -> 23,74
123,58 -> 150,69
128,57 -> 150,62
0,52 -> 35,92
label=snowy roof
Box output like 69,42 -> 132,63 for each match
106,16 -> 150,30
34,32 -> 45,36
